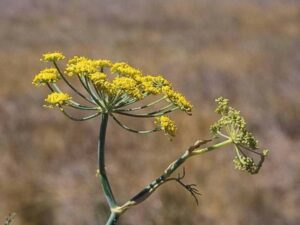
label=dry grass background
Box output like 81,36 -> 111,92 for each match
0,0 -> 300,225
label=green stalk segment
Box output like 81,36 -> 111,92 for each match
98,114 -> 117,208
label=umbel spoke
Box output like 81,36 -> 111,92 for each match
53,61 -> 95,104
110,113 -> 158,134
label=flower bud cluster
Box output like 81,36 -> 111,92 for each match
210,97 -> 257,149
210,97 -> 269,174
233,156 -> 257,174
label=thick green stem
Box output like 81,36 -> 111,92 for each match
98,114 -> 118,212
106,213 -> 119,225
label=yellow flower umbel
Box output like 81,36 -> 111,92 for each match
34,52 -> 193,138
111,76 -> 142,99
94,59 -> 113,68
32,68 -> 60,86
162,86 -> 193,113
44,92 -> 72,108
90,72 -> 107,86
140,75 -> 170,95
41,52 -> 65,62
155,116 -> 177,137
65,56 -> 99,76
111,62 -> 142,80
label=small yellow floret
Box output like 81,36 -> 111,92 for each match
44,92 -> 72,108
65,56 -> 99,76
32,68 -> 60,86
141,75 -> 171,95
90,72 -> 107,86
41,52 -> 65,62
155,116 -> 177,137
162,86 -> 193,113
94,59 -> 113,68
111,77 -> 142,99
102,81 -> 116,96
111,62 -> 142,80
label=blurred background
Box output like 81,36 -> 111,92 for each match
0,0 -> 300,225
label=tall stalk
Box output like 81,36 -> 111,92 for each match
98,114 -> 119,224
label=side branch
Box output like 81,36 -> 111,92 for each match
117,139 -> 232,212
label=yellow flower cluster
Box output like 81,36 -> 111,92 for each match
41,52 -> 65,62
90,72 -> 107,86
35,52 -> 192,113
94,59 -> 113,68
44,92 -> 72,108
111,76 -> 142,99
162,86 -> 192,113
65,56 -> 113,77
140,75 -> 170,95
155,116 -> 177,137
65,56 -> 98,76
32,68 -> 60,86
111,62 -> 142,80
110,62 -> 192,112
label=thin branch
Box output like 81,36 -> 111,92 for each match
110,113 -> 158,134
60,107 -> 101,121
217,131 -> 231,139
113,106 -> 178,118
117,96 -> 167,112
237,144 -> 264,156
46,83 -> 99,111
53,62 -> 95,104
114,97 -> 137,108
165,167 -> 201,205
80,76 -> 106,109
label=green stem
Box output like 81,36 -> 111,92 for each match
106,213 -> 119,225
117,96 -> 167,111
113,106 -> 178,118
84,76 -> 106,109
98,114 -> 117,210
60,108 -> 101,121
190,138 -> 232,156
110,113 -> 158,134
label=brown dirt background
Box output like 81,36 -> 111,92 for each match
0,0 -> 300,225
